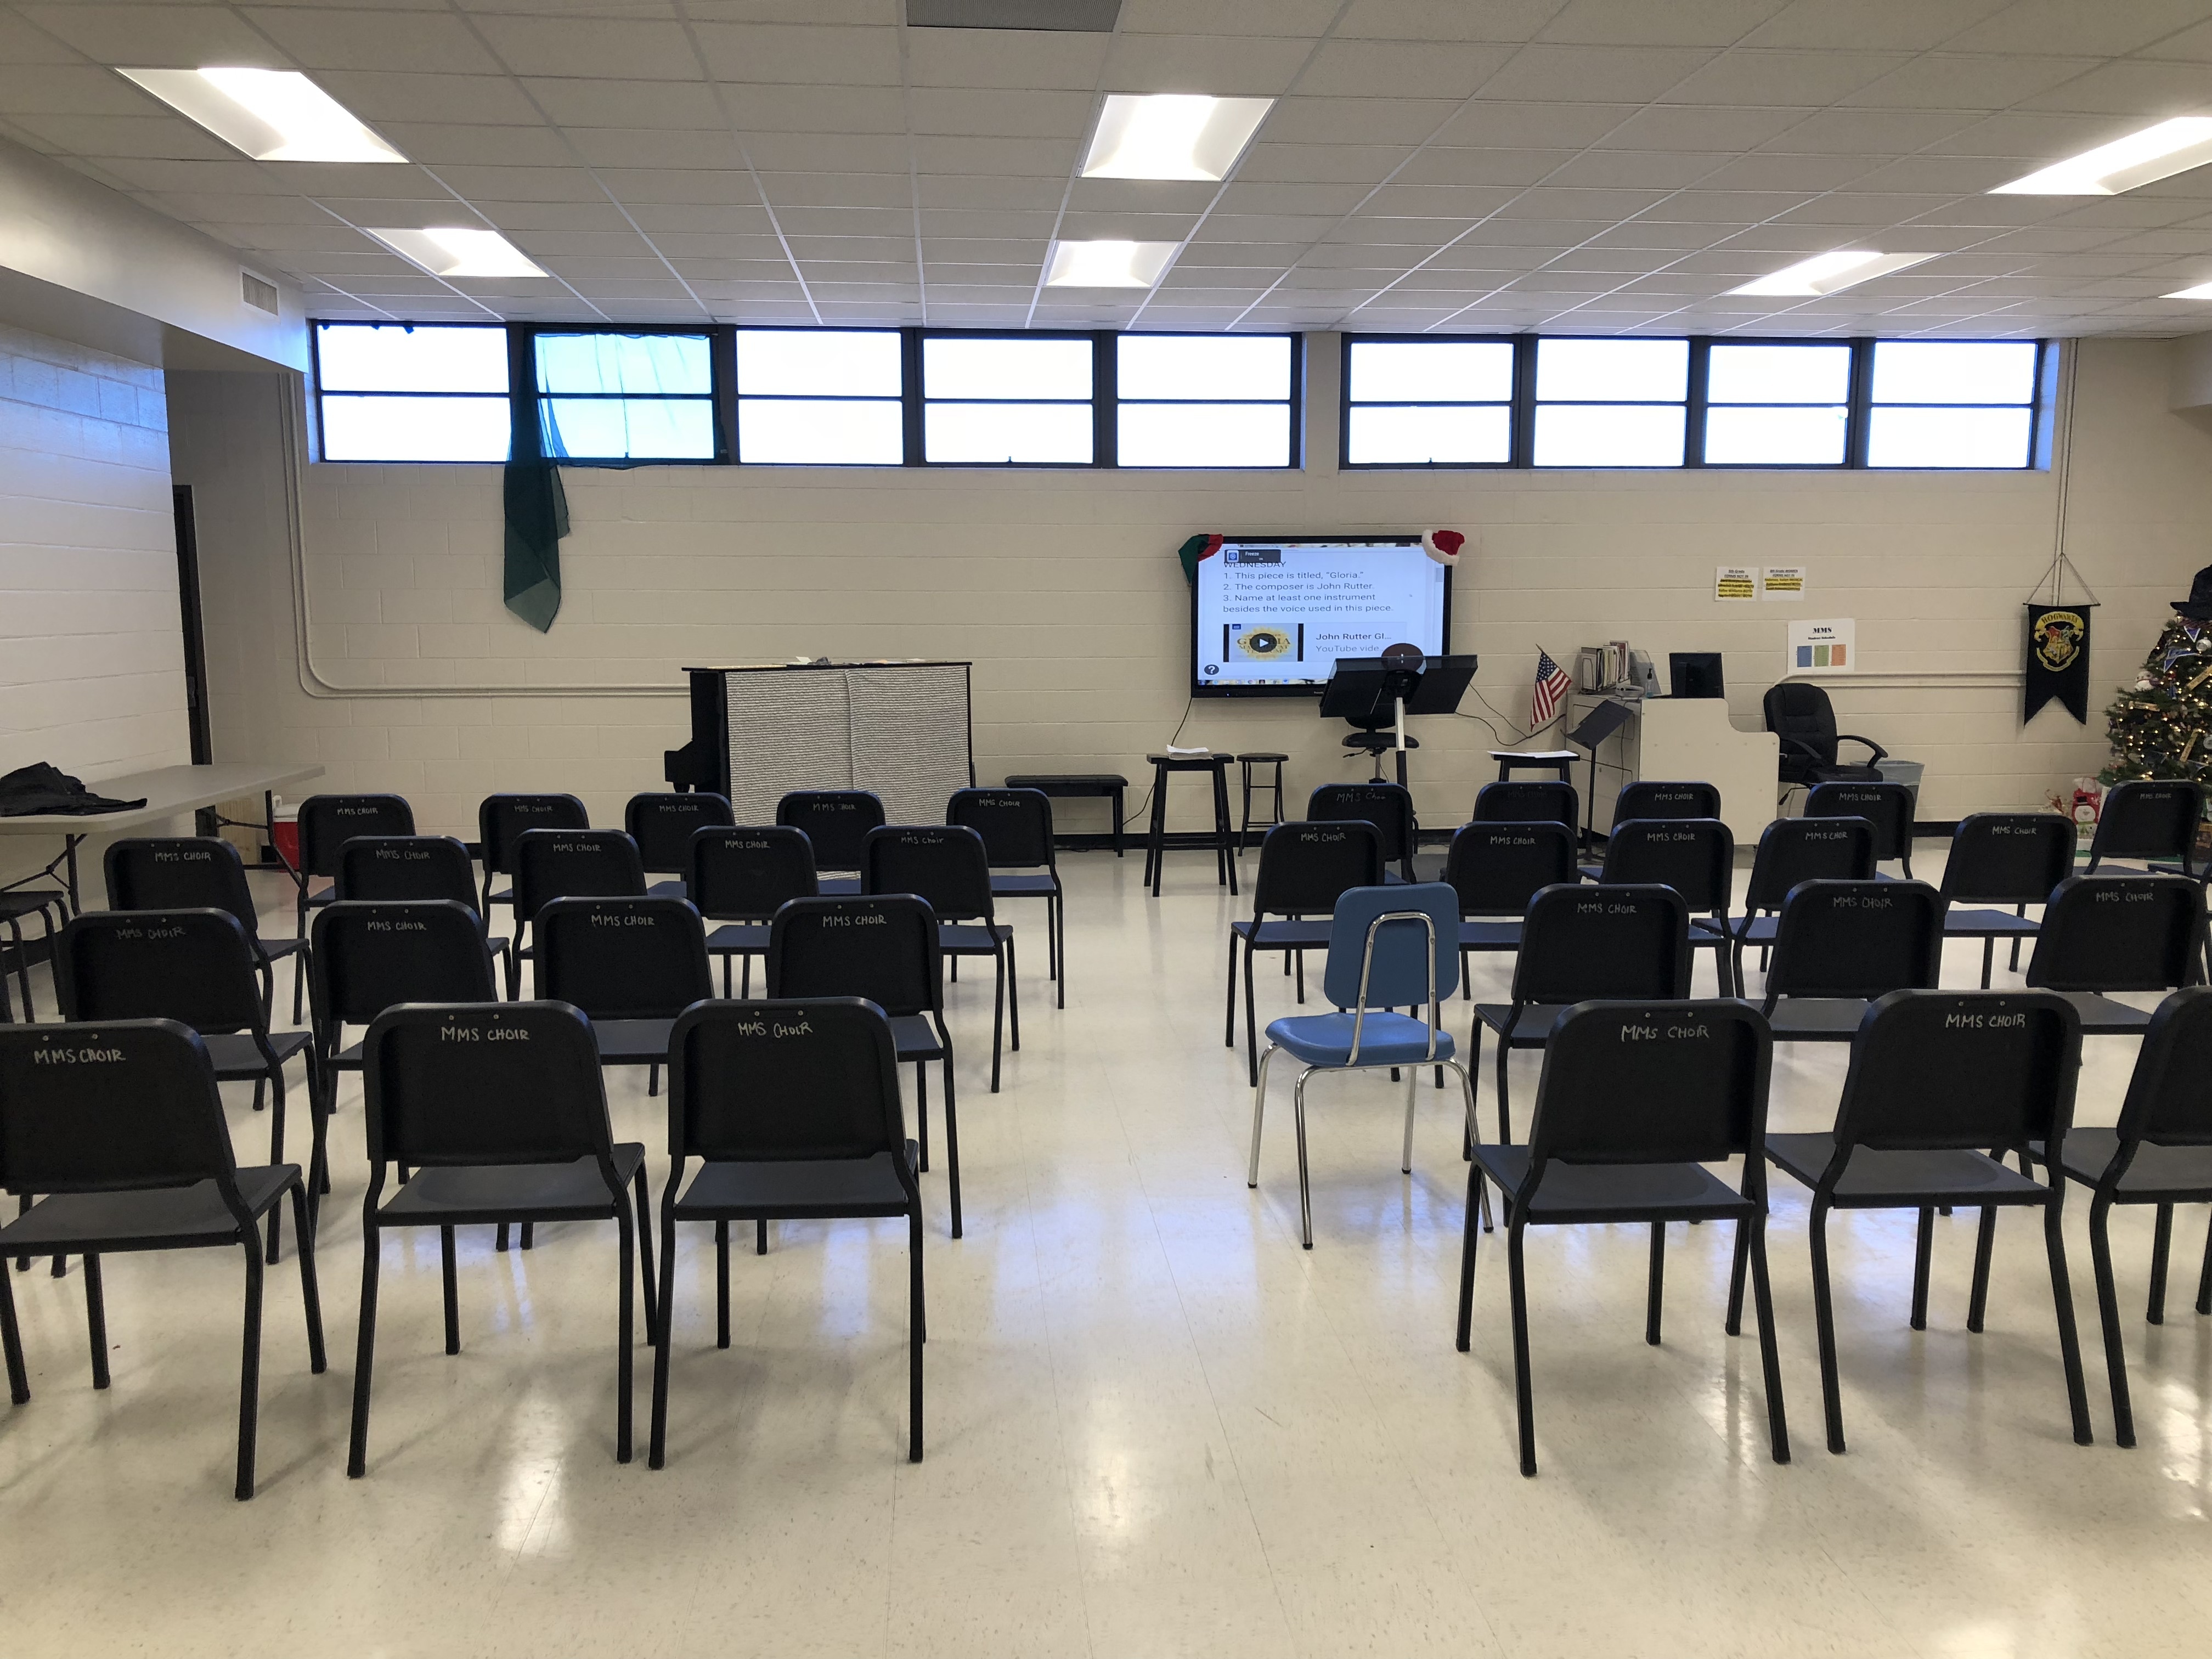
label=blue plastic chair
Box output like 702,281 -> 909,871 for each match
1246,883 -> 1478,1248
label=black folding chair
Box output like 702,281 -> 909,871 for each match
2045,986 -> 2212,1447
1474,780 -> 1578,831
0,1018 -> 325,1500
534,895 -> 713,1098
1473,884 -> 1690,1142
1457,999 -> 1787,1477
777,789 -> 884,894
56,910 -> 321,1265
1759,989 -> 2092,1454
1806,780 -> 1917,878
769,895 -> 960,1238
1226,821 -> 1385,1085
1939,813 -> 2074,988
1442,821 -> 1579,997
347,1000 -> 657,1475
2086,778 -> 2201,878
862,825 -> 1017,1093
626,791 -> 735,900
949,787 -> 1066,1008
294,794 -> 415,986
104,838 -> 307,1033
690,826 -> 819,997
1703,815 -> 1877,992
477,792 -> 588,928
1,883 -> 72,1021
1307,782 -> 1418,883
1757,879 -> 1944,1042
647,997 -> 925,1469
336,834 -> 514,990
1592,819 -> 1737,995
1579,782 -> 1723,880
509,827 -> 646,999
2024,874 -> 2206,1035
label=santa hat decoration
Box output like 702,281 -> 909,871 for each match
1176,532 -> 1226,585
1425,529 -> 1466,566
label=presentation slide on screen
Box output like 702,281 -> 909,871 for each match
1193,539 -> 1448,690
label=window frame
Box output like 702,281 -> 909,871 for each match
309,320 -> 515,466
730,324 -> 907,468
1113,331 -> 1302,472
1859,338 -> 2051,472
913,328 -> 1109,469
522,323 -> 730,467
1338,332 -> 1519,470
1528,336 -> 1693,471
1694,336 -> 1857,471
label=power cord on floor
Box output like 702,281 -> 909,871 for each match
1118,695 -> 1196,833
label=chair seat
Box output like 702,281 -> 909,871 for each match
1766,1133 -> 2046,1205
704,921 -> 770,956
488,885 -> 512,905
592,1018 -> 677,1064
303,883 -> 336,906
1232,918 -> 1333,950
1459,919 -> 1523,951
1806,764 -> 1885,785
990,873 -> 1058,897
328,1037 -> 364,1073
204,1030 -> 314,1078
1696,916 -> 1776,946
2050,1128 -> 2212,1199
379,1145 -> 646,1225
1474,1002 -> 1570,1045
1264,1010 -> 1455,1066
2052,991 -> 2157,1036
1762,998 -> 1870,1041
0,889 -> 68,917
889,1014 -> 946,1062
940,922 -> 1012,954
257,937 -> 307,963
646,877 -> 689,901
0,1166 -> 296,1251
1472,1144 -> 1756,1223
1943,908 -> 2040,938
819,876 -> 861,896
673,1146 -> 918,1221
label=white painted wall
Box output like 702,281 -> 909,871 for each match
0,322 -> 189,889
168,334 -> 2212,843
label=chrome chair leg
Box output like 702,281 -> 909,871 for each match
1247,1045 -> 1278,1188
1293,1069 -> 1314,1250
1402,1058 -> 1418,1175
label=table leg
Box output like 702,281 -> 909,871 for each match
1111,786 -> 1124,857
64,834 -> 83,913
1146,766 -> 1169,897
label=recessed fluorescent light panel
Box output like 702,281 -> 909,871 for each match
1993,117 -> 2212,195
1080,94 -> 1273,181
1731,251 -> 1936,297
1044,240 -> 1179,288
117,67 -> 405,163
368,228 -> 545,280
2165,280 -> 2212,300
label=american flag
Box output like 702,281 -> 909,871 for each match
1530,648 -> 1573,729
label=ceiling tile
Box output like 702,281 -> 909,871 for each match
692,24 -> 900,86
378,123 -> 573,168
1296,42 -> 1520,100
1261,97 -> 1459,147
1101,33 -> 1321,97
1474,44 -> 1722,103
721,85 -> 906,133
1839,53 -> 2102,110
912,136 -> 1079,177
756,172 -> 912,209
903,27 -> 1109,89
471,17 -> 701,81
567,129 -> 746,170
3,112 -> 234,161
1657,50 -> 1912,104
318,71 -> 548,126
0,65 -> 173,118
1944,0 -> 2212,55
1537,1 -> 1796,47
243,7 -> 507,75
19,4 -> 281,67
906,88 -> 1092,139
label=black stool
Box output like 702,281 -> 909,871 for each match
1236,753 -> 1288,852
1143,754 -> 1238,898
1004,774 -> 1128,856
1492,748 -> 1578,785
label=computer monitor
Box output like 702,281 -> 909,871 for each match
1669,652 -> 1724,699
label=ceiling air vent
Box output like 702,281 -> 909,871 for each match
906,0 -> 1120,29
241,269 -> 280,314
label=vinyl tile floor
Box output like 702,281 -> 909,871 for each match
3,849 -> 2211,1658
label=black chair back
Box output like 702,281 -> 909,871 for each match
1940,813 -> 2074,905
688,826 -> 819,920
534,896 -> 713,1018
2025,875 -> 2206,993
1741,816 -> 1877,914
1833,990 -> 2079,1154
478,793 -> 589,877
297,795 -> 416,880
360,1001 -> 613,1170
665,997 -> 909,1164
1511,883 -> 1691,1005
337,835 -> 486,916
1763,879 -> 1943,1006
1615,781 -> 1720,822
103,837 -> 273,946
1764,682 -> 1843,771
947,788 -> 1056,870
511,828 -> 646,928
1306,782 -> 1416,871
1596,818 -> 1734,913
1473,780 -> 1577,830
0,1018 -> 238,1195
2112,986 -> 2212,1149
2087,779 -> 2202,874
56,909 -> 268,1036
766,895 -> 941,1019
1526,1000 -> 1771,1168
625,792 -> 735,876
777,789 -> 885,872
1444,821 -> 1578,916
308,901 -> 496,1032
1806,781 -> 1914,865
861,825 -> 995,923
1249,821 -> 1384,918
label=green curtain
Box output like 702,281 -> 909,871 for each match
502,456 -> 567,633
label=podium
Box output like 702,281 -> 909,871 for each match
666,662 -> 974,825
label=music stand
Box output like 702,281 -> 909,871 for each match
1565,697 -> 1634,852
1319,652 -> 1478,786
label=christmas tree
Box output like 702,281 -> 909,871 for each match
2101,616 -> 2212,786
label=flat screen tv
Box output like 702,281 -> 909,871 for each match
1192,536 -> 1453,698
